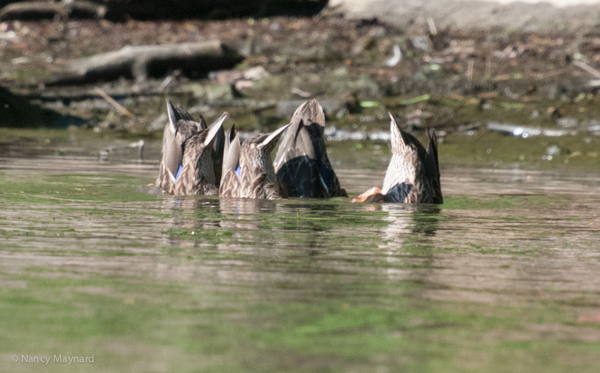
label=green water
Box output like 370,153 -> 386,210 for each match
1,132 -> 600,372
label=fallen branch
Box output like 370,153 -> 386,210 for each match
572,60 -> 600,79
94,87 -> 133,117
48,41 -> 243,85
0,1 -> 106,20
487,121 -> 576,137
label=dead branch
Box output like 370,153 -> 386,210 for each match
94,87 -> 133,117
572,60 -> 600,79
48,41 -> 243,85
0,1 -> 106,21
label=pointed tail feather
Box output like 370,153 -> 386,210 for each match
259,123 -> 291,154
204,113 -> 227,147
222,124 -> 241,179
212,114 -> 226,188
160,112 -> 182,183
166,100 -> 194,126
388,112 -> 408,153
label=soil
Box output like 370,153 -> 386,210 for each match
2,13 -> 600,144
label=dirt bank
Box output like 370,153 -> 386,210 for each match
1,4 -> 600,143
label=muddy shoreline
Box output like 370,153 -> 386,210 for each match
1,11 -> 600,170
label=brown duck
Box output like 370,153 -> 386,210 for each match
156,101 -> 226,195
219,123 -> 290,199
273,99 -> 347,198
353,112 -> 442,204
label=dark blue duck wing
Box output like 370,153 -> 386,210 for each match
309,128 -> 346,197
318,160 -> 342,198
275,100 -> 345,198
280,156 -> 344,198
214,124 -> 225,186
275,119 -> 321,197
276,155 -> 317,198
425,129 -> 443,204
383,183 -> 413,203
299,100 -> 344,197
274,99 -> 320,170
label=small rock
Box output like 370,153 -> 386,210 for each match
557,117 -> 578,128
385,44 -> 402,67
543,145 -> 560,160
411,36 -> 430,51
368,131 -> 391,141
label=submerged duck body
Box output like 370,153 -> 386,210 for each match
353,113 -> 442,204
156,101 -> 226,196
156,101 -> 440,203
381,113 -> 442,203
274,99 -> 347,198
219,123 -> 290,199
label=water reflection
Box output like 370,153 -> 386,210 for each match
160,196 -> 222,246
360,204 -> 440,282
4,138 -> 600,372
219,197 -> 277,216
219,197 -> 277,230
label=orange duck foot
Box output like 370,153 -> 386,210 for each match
351,186 -> 385,203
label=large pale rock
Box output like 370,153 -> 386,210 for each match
328,0 -> 600,32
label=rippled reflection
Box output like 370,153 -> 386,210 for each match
3,140 -> 600,372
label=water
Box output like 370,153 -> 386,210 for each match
1,130 -> 600,373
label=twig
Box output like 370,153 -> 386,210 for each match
427,16 -> 437,36
572,60 -> 600,79
94,87 -> 133,117
159,75 -> 173,92
530,68 -> 568,80
291,87 -> 313,98
467,59 -> 474,81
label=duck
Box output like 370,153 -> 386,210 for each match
219,122 -> 290,199
156,100 -> 226,195
273,99 -> 347,198
352,112 -> 442,204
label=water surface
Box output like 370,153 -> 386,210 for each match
1,132 -> 600,373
